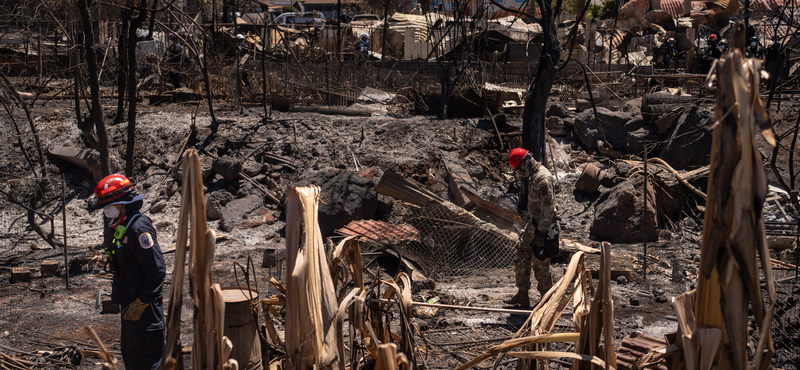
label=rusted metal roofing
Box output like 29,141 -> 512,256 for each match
616,332 -> 670,370
336,220 -> 421,243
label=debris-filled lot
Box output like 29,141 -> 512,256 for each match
2,90 -> 798,368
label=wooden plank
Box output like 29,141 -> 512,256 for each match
440,151 -> 478,207
463,192 -> 522,226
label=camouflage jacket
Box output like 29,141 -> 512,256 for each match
526,164 -> 556,234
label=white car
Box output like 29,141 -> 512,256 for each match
273,12 -> 326,28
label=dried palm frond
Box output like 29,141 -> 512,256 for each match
677,22 -> 776,370
160,149 -> 230,370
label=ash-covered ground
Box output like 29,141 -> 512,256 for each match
1,96 -> 798,369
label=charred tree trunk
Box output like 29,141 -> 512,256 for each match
521,0 -> 560,165
115,4 -> 132,125
202,33 -> 218,126
77,0 -> 111,177
125,0 -> 151,176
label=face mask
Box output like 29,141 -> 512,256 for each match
103,206 -> 120,219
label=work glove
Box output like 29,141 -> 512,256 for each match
122,298 -> 149,321
534,232 -> 546,248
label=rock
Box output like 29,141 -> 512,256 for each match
263,209 -> 276,224
658,105 -> 714,170
625,123 -> 658,154
216,190 -> 250,227
630,297 -> 640,306
573,107 -> 645,152
641,93 -> 695,123
616,276 -> 628,285
291,169 -> 379,237
591,175 -> 659,243
312,145 -> 328,157
149,200 -> 167,214
546,116 -> 569,136
655,295 -> 669,303
207,190 -> 235,223
653,182 -> 682,220
658,259 -> 670,268
31,243 -> 53,251
693,254 -> 701,263
659,230 -> 672,240
652,286 -> 665,296
242,160 -> 262,177
212,156 -> 243,182
546,101 -> 570,118
621,97 -> 642,114
165,181 -> 179,196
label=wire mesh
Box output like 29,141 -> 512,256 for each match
380,203 -> 519,281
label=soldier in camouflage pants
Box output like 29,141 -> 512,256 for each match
505,148 -> 557,306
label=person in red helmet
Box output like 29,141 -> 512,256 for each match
93,174 -> 165,370
504,148 -> 558,306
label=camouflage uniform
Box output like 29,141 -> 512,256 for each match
514,161 -> 555,296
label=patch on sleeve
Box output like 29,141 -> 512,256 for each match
138,232 -> 155,249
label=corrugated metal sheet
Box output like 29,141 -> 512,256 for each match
659,0 -> 705,18
336,220 -> 421,243
617,332 -> 670,370
484,82 -> 526,93
387,13 -> 443,43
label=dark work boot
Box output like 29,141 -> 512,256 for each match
502,290 -> 530,306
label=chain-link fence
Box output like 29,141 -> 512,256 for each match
358,203 -> 518,281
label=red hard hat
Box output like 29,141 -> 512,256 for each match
709,34 -> 717,41
93,174 -> 135,209
668,38 -> 675,43
508,148 -> 528,170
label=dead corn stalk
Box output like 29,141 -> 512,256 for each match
672,23 -> 776,370
455,251 -> 615,370
284,185 -> 341,369
160,149 -> 236,370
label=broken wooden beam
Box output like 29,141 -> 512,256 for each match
440,151 -> 478,207
463,192 -> 522,226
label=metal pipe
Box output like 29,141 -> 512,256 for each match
62,175 -> 69,289
369,297 -> 534,315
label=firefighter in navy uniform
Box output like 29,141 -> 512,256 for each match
93,174 -> 165,370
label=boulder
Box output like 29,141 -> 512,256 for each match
242,160 -> 262,177
212,156 -> 243,182
625,122 -> 658,154
573,107 -> 645,151
219,194 -> 262,231
546,116 -> 570,137
292,169 -> 379,238
546,101 -> 571,118
207,189 -> 235,220
658,105 -> 714,170
591,175 -> 659,243
641,93 -> 695,123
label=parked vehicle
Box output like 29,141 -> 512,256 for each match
349,14 -> 381,25
273,11 -> 325,28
